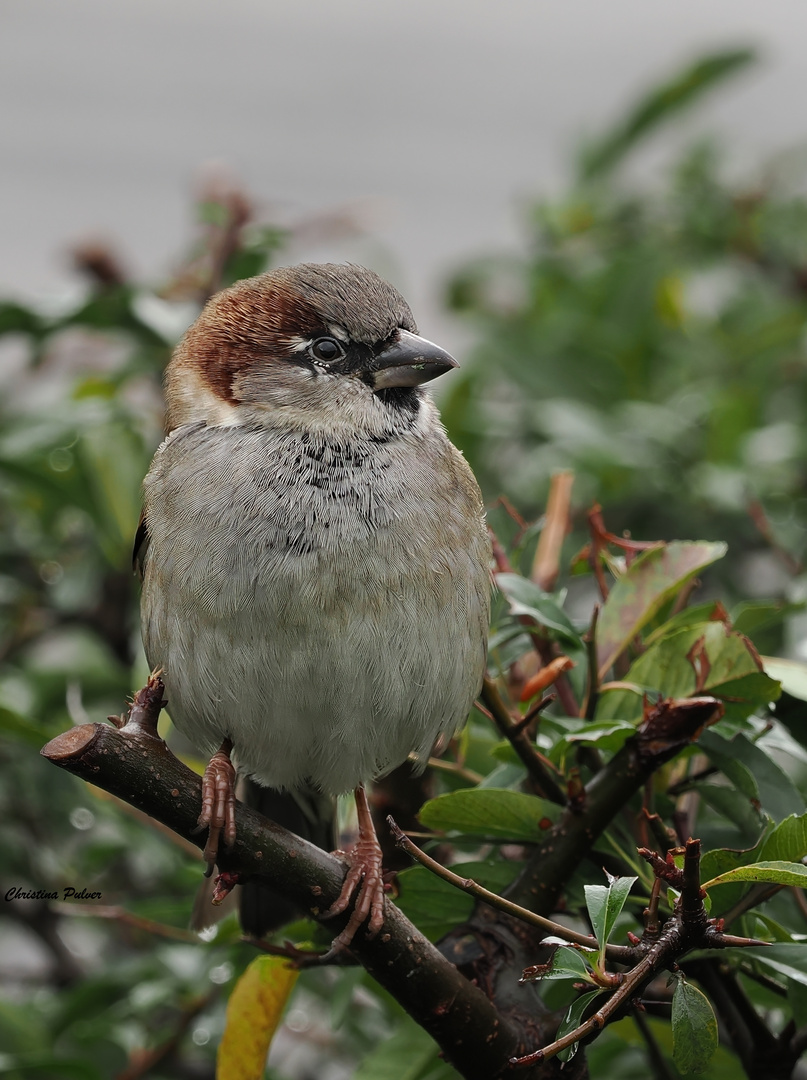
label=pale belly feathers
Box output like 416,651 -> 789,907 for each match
140,421 -> 489,795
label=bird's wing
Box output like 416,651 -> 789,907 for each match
132,509 -> 150,582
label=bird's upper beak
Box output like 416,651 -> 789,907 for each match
370,329 -> 459,391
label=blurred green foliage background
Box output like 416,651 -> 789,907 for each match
443,49 -> 807,593
1,48 -> 807,1079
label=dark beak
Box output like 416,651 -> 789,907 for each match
370,329 -> 459,391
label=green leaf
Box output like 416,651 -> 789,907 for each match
596,541 -> 727,678
495,573 -> 584,648
563,718 -> 639,755
0,299 -> 47,336
733,602 -> 805,640
696,783 -> 765,849
556,989 -> 607,1064
0,999 -> 49,1054
761,656 -> 807,703
671,977 -> 718,1074
699,730 -> 804,821
580,48 -> 756,179
744,944 -> 807,988
643,600 -> 730,646
789,980 -> 807,1027
759,813 -> 807,863
699,832 -> 769,917
752,913 -> 795,943
702,860 -> 807,890
584,872 -> 637,961
418,788 -> 559,841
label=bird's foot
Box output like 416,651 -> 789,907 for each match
322,785 -> 386,955
197,738 -> 237,874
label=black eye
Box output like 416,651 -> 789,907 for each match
311,337 -> 343,362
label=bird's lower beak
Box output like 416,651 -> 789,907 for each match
370,329 -> 459,391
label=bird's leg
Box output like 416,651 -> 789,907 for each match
198,738 -> 237,874
323,784 -> 386,952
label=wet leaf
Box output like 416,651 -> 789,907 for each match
556,989 -> 607,1064
699,730 -> 804,821
584,872 -> 637,962
671,977 -> 718,1074
597,621 -> 780,724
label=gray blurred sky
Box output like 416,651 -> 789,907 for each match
4,0 -> 807,343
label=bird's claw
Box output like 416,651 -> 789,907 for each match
197,740 -> 237,873
321,786 -> 386,955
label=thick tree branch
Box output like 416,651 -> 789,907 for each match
40,679 -> 520,1080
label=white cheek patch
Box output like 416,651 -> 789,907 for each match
210,398 -> 244,426
176,371 -> 243,427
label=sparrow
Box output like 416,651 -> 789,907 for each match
136,263 -> 490,949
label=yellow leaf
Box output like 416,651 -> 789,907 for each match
217,955 -> 299,1080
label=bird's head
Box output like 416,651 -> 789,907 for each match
164,263 -> 458,437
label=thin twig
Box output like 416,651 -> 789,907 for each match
53,903 -> 200,943
425,756 -> 485,785
388,815 -> 635,958
480,678 -> 567,804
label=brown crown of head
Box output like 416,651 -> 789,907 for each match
169,263 -> 417,407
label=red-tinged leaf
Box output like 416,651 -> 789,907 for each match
597,621 -> 780,725
596,541 -> 727,678
520,945 -> 597,984
218,955 -> 299,1080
